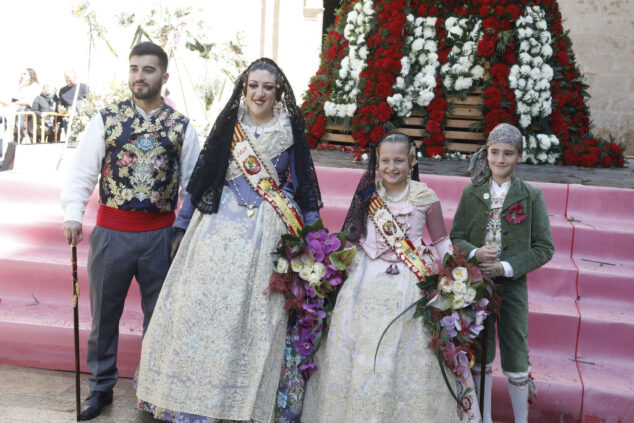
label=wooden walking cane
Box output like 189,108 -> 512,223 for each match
479,317 -> 489,415
72,246 -> 81,421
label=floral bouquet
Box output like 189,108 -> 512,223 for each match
376,246 -> 498,405
269,219 -> 356,379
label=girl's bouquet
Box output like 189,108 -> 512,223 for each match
269,219 -> 356,379
377,246 -> 499,405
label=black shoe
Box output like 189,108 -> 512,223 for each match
79,390 -> 113,420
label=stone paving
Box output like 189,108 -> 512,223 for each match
0,364 -> 158,423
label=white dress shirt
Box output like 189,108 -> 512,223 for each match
61,103 -> 200,223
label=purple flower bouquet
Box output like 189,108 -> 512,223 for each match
269,219 -> 356,379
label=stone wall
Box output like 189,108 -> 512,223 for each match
558,0 -> 634,155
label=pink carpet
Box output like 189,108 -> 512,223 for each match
1,145 -> 632,422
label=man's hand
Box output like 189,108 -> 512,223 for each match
475,245 -> 498,263
62,220 -> 83,246
170,230 -> 185,261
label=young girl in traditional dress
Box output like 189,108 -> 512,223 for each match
302,132 -> 480,422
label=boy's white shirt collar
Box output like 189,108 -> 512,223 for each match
490,179 -> 511,195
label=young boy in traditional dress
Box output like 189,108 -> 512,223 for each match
450,123 -> 555,423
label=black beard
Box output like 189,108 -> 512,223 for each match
129,81 -> 162,100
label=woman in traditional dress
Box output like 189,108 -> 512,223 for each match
136,58 -> 322,423
301,132 -> 481,422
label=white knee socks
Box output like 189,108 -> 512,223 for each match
472,363 -> 493,423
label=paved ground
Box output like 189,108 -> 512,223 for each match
0,363 -> 158,423
312,150 -> 634,189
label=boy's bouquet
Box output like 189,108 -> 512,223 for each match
269,219 -> 357,379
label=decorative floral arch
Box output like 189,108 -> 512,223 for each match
302,0 -> 624,167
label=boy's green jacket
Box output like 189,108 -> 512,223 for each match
450,176 -> 555,280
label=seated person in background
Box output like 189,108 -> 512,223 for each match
32,83 -> 62,142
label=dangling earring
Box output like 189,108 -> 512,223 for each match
239,95 -> 246,108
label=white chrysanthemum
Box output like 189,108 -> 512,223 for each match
541,44 -> 553,57
537,152 -> 548,162
424,40 -> 438,53
541,64 -> 554,80
445,16 -> 458,28
519,52 -> 532,65
472,65 -> 485,79
538,134 -> 551,150
520,114 -> 532,128
518,78 -> 527,89
455,77 -> 473,91
449,26 -> 464,38
519,40 -> 530,52
423,26 -> 435,39
412,38 -> 424,52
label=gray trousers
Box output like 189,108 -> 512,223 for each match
86,225 -> 173,392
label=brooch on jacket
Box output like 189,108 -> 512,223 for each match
505,203 -> 526,224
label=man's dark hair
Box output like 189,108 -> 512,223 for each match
129,42 -> 168,72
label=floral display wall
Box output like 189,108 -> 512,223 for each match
302,0 -> 624,168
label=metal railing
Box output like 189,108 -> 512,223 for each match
14,111 -> 38,144
40,112 -> 69,143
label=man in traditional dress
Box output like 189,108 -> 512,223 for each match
61,42 -> 200,420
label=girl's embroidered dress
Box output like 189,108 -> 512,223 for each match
302,180 -> 479,423
136,109 -> 312,423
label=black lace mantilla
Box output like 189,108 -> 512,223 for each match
187,58 -> 323,215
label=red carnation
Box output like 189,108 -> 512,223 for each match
600,155 -> 613,168
425,145 -> 445,158
376,101 -> 394,123
483,86 -> 502,109
425,119 -> 442,134
494,5 -> 506,17
311,115 -> 327,138
480,5 -> 490,16
477,36 -> 496,58
429,96 -> 448,112
616,157 -> 625,167
507,4 -> 521,19
607,142 -> 623,155
580,153 -> 598,168
563,150 -> 581,166
375,81 -> 393,99
370,125 -> 386,143
490,63 -> 510,85
429,6 -> 439,16
438,49 -> 449,64
430,110 -> 444,123
417,4 -> 428,16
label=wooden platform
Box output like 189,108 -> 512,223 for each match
322,90 -> 485,154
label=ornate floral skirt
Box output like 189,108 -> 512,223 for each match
301,250 -> 481,423
136,189 -> 288,422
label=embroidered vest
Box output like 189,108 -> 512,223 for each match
99,99 -> 188,212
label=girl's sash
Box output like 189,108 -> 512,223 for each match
230,122 -> 304,236
367,193 -> 435,281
